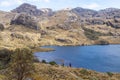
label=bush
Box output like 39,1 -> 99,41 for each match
42,60 -> 47,64
82,27 -> 108,40
49,61 -> 57,65
96,40 -> 109,45
107,72 -> 113,77
33,57 -> 40,63
9,48 -> 35,80
80,69 -> 89,75
0,49 -> 12,66
0,62 -> 3,70
0,23 -> 4,31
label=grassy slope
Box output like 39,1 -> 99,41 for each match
31,63 -> 120,80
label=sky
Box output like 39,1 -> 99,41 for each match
0,0 -> 120,11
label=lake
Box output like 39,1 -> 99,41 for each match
35,45 -> 120,72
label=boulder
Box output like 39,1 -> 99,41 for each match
106,21 -> 120,28
95,40 -> 109,45
56,24 -> 72,30
55,38 -> 72,44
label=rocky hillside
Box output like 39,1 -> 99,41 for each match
0,3 -> 120,49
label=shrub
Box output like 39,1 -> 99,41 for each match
0,62 -> 3,70
0,49 -> 12,66
42,60 -> 47,64
82,27 -> 109,40
96,40 -> 109,45
33,57 -> 40,63
106,72 -> 113,77
0,23 -> 4,31
80,69 -> 89,75
9,48 -> 35,80
49,61 -> 57,65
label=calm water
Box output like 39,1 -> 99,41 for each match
35,45 -> 120,72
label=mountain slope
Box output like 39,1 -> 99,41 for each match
0,3 -> 120,49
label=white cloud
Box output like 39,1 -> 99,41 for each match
0,1 -> 11,7
0,0 -> 23,7
82,3 -> 100,9
24,0 -> 50,3
44,0 -> 50,2
0,0 -> 50,7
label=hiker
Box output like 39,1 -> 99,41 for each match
69,63 -> 72,67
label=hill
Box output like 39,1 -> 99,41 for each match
0,3 -> 120,49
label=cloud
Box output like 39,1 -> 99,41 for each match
0,0 -> 23,7
44,0 -> 50,2
0,0 -> 50,7
82,3 -> 100,9
24,0 -> 50,3
0,1 -> 11,7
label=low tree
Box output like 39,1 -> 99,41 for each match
9,48 -> 34,80
0,49 -> 12,68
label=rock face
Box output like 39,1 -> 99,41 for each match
11,3 -> 43,16
106,19 -> 120,28
11,3 -> 54,16
40,8 -> 54,16
10,13 -> 39,30
11,3 -> 120,29
71,7 -> 97,18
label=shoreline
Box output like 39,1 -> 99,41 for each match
33,43 -> 120,52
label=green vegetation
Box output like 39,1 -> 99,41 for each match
33,57 -> 40,63
49,61 -> 57,65
9,48 -> 35,80
0,23 -> 4,31
107,72 -> 113,77
97,40 -> 109,45
42,60 -> 47,64
0,49 -> 12,69
80,69 -> 89,75
82,27 -> 111,40
83,27 -> 102,40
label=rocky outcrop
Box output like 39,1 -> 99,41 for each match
55,38 -> 72,44
11,3 -> 54,16
56,24 -> 72,30
10,13 -> 39,30
11,3 -> 43,16
71,7 -> 120,28
106,19 -> 120,28
40,8 -> 54,16
71,7 -> 97,18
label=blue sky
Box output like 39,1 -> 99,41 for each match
0,0 -> 120,11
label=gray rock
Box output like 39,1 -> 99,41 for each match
10,13 -> 39,30
55,38 -> 72,44
56,24 -> 72,30
11,3 -> 54,16
11,3 -> 43,16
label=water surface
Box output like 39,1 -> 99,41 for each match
35,45 -> 120,72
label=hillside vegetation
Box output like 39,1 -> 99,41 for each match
0,3 -> 120,49
0,3 -> 120,80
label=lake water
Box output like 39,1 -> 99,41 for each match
35,45 -> 120,72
